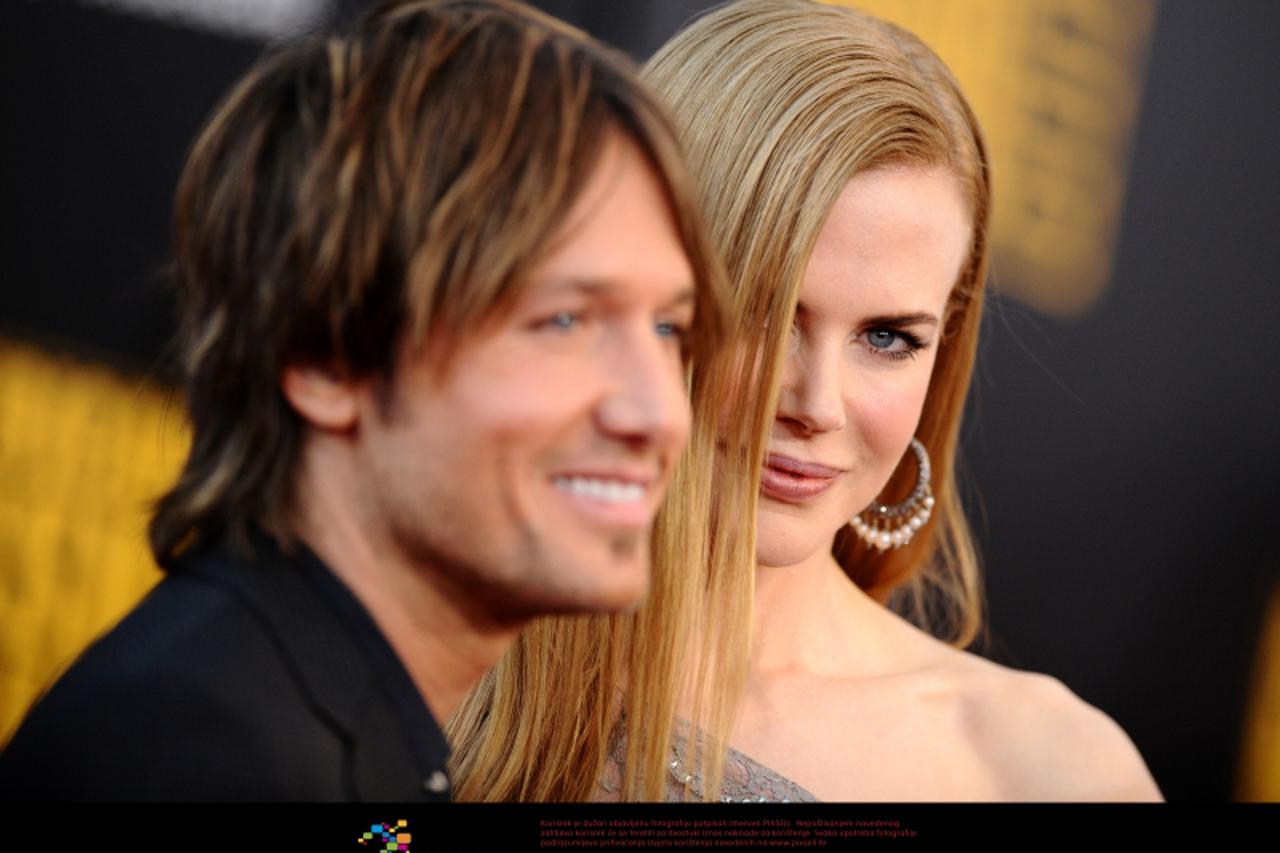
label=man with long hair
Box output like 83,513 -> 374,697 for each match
0,0 -> 723,801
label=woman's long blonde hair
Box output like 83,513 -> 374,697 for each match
647,0 -> 992,648
448,0 -> 992,801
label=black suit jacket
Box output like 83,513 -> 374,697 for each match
0,533 -> 451,801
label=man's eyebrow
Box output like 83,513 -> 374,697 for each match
662,288 -> 697,310
862,312 -> 939,327
539,278 -> 697,309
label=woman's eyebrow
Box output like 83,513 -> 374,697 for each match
862,312 -> 939,327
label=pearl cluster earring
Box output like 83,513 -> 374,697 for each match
850,437 -> 934,551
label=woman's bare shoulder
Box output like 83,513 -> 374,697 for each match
928,650 -> 1163,801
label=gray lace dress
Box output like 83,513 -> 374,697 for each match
596,717 -> 819,803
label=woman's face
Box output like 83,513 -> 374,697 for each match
756,165 -> 971,570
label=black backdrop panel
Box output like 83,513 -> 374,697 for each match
1,2 -> 262,370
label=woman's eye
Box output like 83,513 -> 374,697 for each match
867,329 -> 898,349
861,328 -> 926,361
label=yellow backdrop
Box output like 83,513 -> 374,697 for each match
0,339 -> 186,742
829,0 -> 1156,317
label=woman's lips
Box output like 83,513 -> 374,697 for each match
759,453 -> 842,502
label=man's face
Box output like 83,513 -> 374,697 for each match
353,131 -> 696,622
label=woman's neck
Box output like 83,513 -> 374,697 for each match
751,548 -> 896,680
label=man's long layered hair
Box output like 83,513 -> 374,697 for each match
152,0 -> 725,566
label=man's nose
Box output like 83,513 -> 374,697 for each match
595,325 -> 691,450
775,339 -> 846,435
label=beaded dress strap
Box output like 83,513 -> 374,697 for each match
596,715 -> 820,803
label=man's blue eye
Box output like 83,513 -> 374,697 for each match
656,321 -> 694,349
547,312 -> 578,330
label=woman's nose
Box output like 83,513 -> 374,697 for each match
775,339 -> 846,434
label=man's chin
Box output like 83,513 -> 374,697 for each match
487,551 -> 651,622
593,567 -> 650,613
563,542 -> 653,614
557,556 -> 650,615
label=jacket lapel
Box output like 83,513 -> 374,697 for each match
185,540 -> 437,800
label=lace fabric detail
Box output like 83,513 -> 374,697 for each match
595,717 -> 819,803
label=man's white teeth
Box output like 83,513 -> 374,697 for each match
554,477 -> 645,503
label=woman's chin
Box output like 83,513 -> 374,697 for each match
755,500 -> 847,570
755,531 -> 833,570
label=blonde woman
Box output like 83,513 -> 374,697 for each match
629,0 -> 1165,801
449,0 -> 1163,801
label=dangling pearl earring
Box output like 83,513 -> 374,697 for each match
850,437 -> 934,551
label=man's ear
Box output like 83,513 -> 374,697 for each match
280,364 -> 360,431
